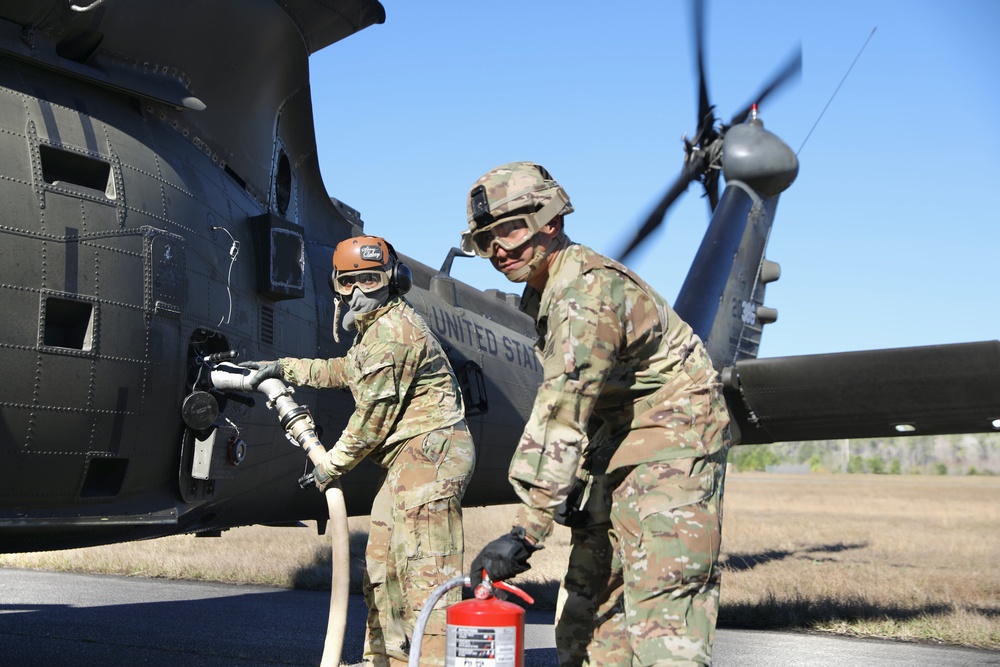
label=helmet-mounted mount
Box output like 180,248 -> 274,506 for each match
470,184 -> 493,228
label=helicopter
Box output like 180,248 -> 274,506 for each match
0,0 -> 997,556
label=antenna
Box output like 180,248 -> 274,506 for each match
797,27 -> 877,155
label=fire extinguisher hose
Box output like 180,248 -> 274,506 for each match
409,575 -> 469,667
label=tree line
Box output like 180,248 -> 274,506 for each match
728,432 -> 1000,475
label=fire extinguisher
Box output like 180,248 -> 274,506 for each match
447,576 -> 535,667
408,574 -> 535,667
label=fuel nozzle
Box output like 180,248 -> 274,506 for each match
208,362 -> 327,467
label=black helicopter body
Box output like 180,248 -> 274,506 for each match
0,0 -> 996,554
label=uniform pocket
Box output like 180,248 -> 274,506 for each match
400,490 -> 465,558
421,429 -> 447,464
397,428 -> 475,558
635,461 -> 715,521
360,360 -> 397,402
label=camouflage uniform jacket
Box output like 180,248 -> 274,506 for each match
279,297 -> 466,477
511,241 -> 730,543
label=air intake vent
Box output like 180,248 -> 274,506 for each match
42,295 -> 95,351
80,456 -> 128,498
39,144 -> 115,199
260,305 -> 274,346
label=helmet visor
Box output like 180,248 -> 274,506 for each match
333,270 -> 389,296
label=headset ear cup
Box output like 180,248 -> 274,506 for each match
328,269 -> 337,294
394,262 -> 412,295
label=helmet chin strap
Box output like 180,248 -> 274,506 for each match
503,232 -> 567,284
332,297 -> 342,343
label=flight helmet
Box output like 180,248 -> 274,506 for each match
328,234 -> 412,300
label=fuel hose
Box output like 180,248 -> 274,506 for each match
209,364 -> 350,667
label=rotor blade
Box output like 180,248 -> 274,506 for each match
729,43 -> 802,126
724,341 -> 1000,445
616,165 -> 699,262
691,0 -> 713,141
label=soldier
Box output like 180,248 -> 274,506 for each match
243,235 -> 475,667
462,163 -> 731,667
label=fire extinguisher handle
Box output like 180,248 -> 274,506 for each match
493,580 -> 535,605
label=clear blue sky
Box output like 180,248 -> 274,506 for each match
308,1 -> 999,359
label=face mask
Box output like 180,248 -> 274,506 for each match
341,286 -> 389,330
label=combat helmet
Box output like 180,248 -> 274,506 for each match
461,161 -> 573,260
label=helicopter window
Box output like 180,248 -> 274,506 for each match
275,151 -> 291,215
39,144 -> 115,199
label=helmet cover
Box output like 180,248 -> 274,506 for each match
465,161 -> 573,230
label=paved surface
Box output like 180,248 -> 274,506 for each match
2,569 -> 998,666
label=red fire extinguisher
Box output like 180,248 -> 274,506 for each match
446,577 -> 535,667
407,574 -> 535,667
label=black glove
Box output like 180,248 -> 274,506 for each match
470,527 -> 538,589
554,477 -> 589,529
238,360 -> 282,390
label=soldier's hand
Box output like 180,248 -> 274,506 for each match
313,464 -> 336,492
237,360 -> 282,390
554,477 -> 589,528
470,527 -> 538,589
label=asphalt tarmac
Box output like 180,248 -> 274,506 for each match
2,569 -> 998,666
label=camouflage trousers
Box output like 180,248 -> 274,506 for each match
555,518 -> 614,667
556,451 -> 727,667
363,422 -> 476,667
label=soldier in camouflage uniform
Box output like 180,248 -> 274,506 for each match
243,235 -> 475,667
462,163 -> 731,667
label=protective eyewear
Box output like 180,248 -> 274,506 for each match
332,270 -> 389,296
467,217 -> 534,258
461,189 -> 570,258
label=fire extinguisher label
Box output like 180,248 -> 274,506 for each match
446,625 -> 517,667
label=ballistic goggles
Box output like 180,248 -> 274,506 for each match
461,188 -> 570,258
332,269 -> 389,296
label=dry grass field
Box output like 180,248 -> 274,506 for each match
717,473 -> 1000,649
3,472 -> 999,649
